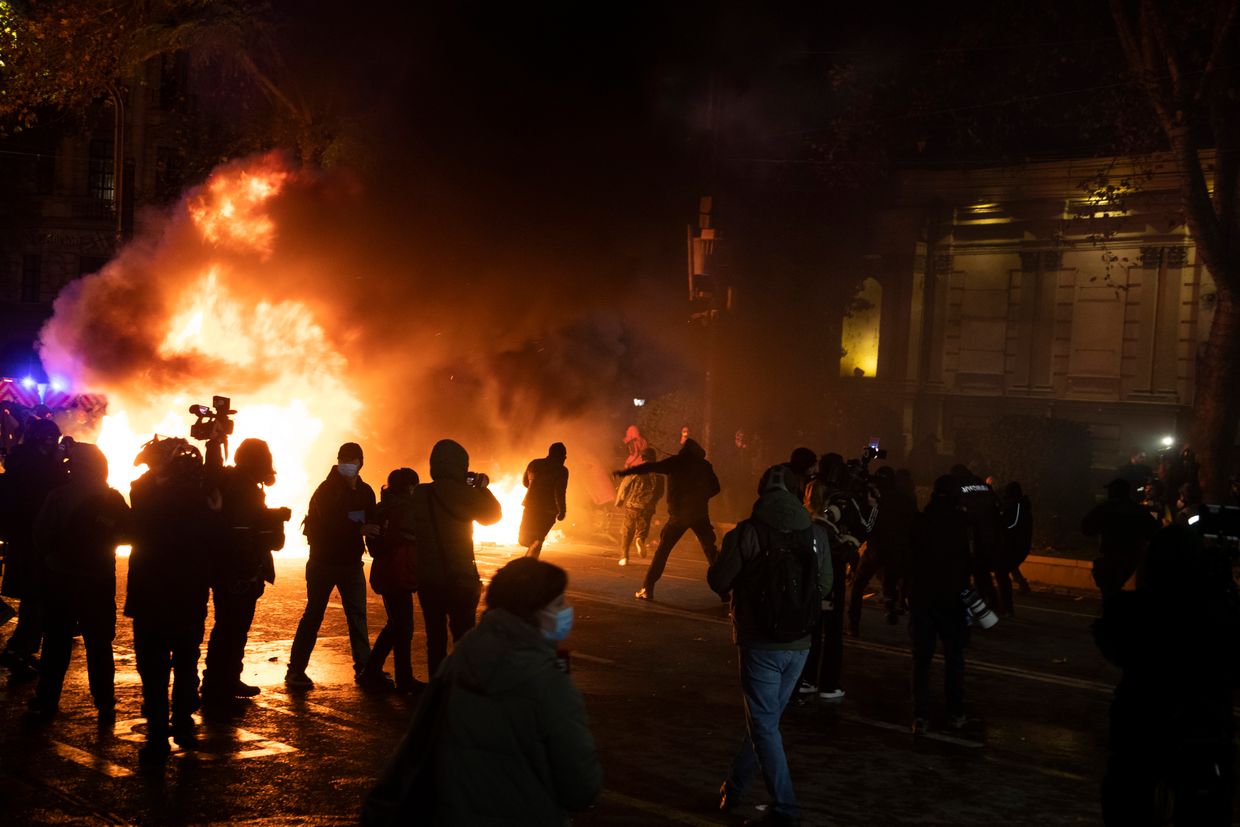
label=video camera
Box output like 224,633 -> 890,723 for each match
860,438 -> 888,470
189,395 -> 235,468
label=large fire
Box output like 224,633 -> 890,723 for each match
47,155 -> 559,556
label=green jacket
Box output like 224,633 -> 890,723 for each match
435,608 -> 602,825
708,488 -> 833,650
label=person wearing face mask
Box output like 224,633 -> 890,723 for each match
286,442 -> 377,690
365,557 -> 601,826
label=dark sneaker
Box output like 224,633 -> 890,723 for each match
171,716 -> 197,747
284,670 -> 314,690
356,671 -> 395,693
233,681 -> 261,698
719,781 -> 738,813
912,717 -> 930,736
948,714 -> 969,730
139,740 -> 171,767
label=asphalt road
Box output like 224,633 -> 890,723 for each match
0,538 -> 1131,826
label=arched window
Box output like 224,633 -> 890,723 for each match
840,277 -> 882,378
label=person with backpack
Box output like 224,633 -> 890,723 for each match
708,465 -> 832,827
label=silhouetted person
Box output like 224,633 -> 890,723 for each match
783,446 -> 818,502
411,439 -> 501,676
798,453 -> 858,701
850,468 -> 916,634
0,417 -> 66,680
1083,479 -> 1158,598
1094,524 -> 1240,825
950,464 -> 1002,616
615,438 -> 720,601
126,437 -> 220,764
201,439 -> 290,710
287,442 -> 375,690
908,475 -> 972,735
359,468 -> 422,694
1115,448 -> 1154,500
28,444 -> 129,723
520,442 -> 568,559
995,481 -> 1033,616
364,558 -> 601,824
710,465 -> 832,827
614,447 -> 663,566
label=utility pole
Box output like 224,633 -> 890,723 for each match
688,195 -> 731,455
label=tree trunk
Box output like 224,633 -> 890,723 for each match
1191,285 -> 1240,500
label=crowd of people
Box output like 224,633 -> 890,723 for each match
0,414 -> 1236,826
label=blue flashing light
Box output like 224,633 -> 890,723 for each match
50,378 -> 64,392
21,377 -> 36,389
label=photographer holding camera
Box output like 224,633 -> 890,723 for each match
411,439 -> 501,677
286,442 -> 376,690
201,438 -> 291,710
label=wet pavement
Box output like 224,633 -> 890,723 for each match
0,539 -> 1128,825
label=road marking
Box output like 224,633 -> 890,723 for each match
568,589 -> 1116,695
601,790 -> 726,826
840,712 -> 983,748
50,740 -> 133,778
108,717 -> 299,762
263,693 -> 373,727
572,652 -> 615,664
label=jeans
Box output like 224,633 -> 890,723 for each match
133,617 -> 204,738
202,579 -> 263,698
36,576 -> 115,710
642,518 -> 717,593
727,647 -> 809,819
367,591 -> 416,687
419,584 -> 479,677
909,606 -> 967,719
288,562 -> 371,675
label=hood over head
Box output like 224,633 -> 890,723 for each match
430,439 -> 469,482
679,438 -> 706,461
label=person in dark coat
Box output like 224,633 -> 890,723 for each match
411,439 -> 502,677
1082,479 -> 1159,599
908,475 -> 973,735
202,438 -> 290,709
286,442 -> 376,690
950,464 -> 1003,617
1094,524 -> 1240,826
358,467 -> 422,694
520,442 -> 568,559
994,481 -> 1033,616
28,443 -> 129,723
0,417 -> 67,679
847,467 -> 919,636
614,447 -> 664,566
615,438 -> 720,601
783,446 -> 818,503
125,436 -> 221,764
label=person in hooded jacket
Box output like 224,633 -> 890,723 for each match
359,467 -> 423,695
908,475 -> 973,735
364,557 -> 600,826
286,442 -> 376,690
412,439 -> 502,677
708,465 -> 832,827
125,436 -> 222,764
614,447 -> 664,566
28,443 -> 129,722
994,481 -> 1033,616
615,437 -> 720,601
203,438 -> 291,709
0,417 -> 68,679
519,442 -> 568,559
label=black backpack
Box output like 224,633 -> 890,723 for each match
742,521 -> 820,642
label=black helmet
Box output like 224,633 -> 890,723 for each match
26,417 -> 61,443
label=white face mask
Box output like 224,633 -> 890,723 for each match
539,605 -> 574,642
337,462 -> 360,478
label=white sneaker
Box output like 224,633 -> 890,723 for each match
618,558 -> 628,567
818,688 -> 845,701
796,681 -> 818,695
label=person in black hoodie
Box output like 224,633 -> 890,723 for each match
519,442 -> 568,559
614,438 -> 720,601
202,439 -> 290,709
411,439 -> 502,677
1094,524 -> 1240,826
995,481 -> 1033,616
125,436 -> 221,764
286,442 -> 376,690
28,443 -> 129,723
907,475 -> 972,735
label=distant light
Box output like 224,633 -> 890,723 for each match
49,378 -> 64,392
1161,435 -> 1175,448
633,398 -> 646,407
1188,514 -> 1200,525
21,377 -> 35,389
